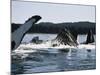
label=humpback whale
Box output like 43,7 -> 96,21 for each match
11,15 -> 41,50
53,28 -> 78,46
52,27 -> 95,47
85,29 -> 94,44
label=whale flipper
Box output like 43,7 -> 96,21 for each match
11,15 -> 41,50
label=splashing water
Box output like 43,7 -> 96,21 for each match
11,34 -> 96,74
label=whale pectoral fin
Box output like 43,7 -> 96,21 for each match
11,41 -> 16,50
11,15 -> 42,50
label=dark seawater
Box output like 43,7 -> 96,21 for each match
11,34 -> 96,75
11,48 -> 96,74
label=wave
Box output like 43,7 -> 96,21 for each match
12,41 -> 95,53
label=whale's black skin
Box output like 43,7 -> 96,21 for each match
11,15 -> 41,50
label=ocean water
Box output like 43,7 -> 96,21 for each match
11,34 -> 96,74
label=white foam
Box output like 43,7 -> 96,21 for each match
12,41 -> 95,57
78,44 -> 95,49
17,41 -> 76,49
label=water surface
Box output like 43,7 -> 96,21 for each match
11,34 -> 96,74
